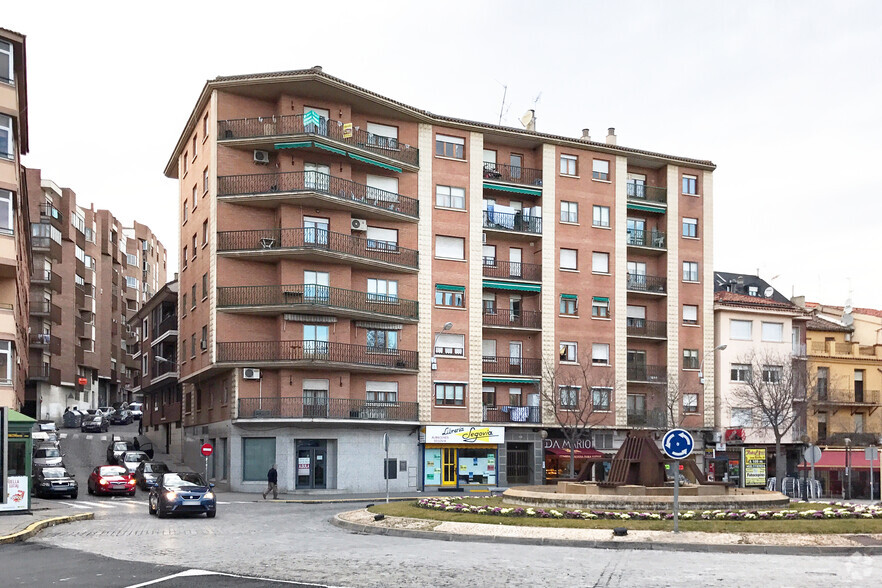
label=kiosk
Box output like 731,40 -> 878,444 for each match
0,409 -> 35,513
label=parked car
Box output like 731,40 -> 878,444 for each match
87,465 -> 136,496
148,472 -> 216,518
81,414 -> 109,433
108,410 -> 134,425
134,461 -> 170,490
97,406 -> 115,417
33,466 -> 78,499
128,402 -> 143,421
118,451 -> 150,474
33,446 -> 64,468
107,439 -> 135,465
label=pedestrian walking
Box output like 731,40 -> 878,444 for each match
263,464 -> 278,499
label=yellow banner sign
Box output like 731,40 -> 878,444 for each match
744,448 -> 767,486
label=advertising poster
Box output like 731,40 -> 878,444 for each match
0,476 -> 28,512
744,448 -> 767,486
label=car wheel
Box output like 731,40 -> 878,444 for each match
148,497 -> 156,515
70,491 -> 78,499
128,491 -> 136,497
206,511 -> 216,518
157,506 -> 168,519
87,485 -> 94,495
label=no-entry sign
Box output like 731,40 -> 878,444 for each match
201,443 -> 213,457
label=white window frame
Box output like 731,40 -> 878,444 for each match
435,134 -> 465,159
592,343 -> 610,366
366,226 -> 398,252
435,333 -> 465,357
592,252 -> 609,274
683,304 -> 699,325
683,261 -> 699,282
592,159 -> 610,180
762,365 -> 783,383
0,40 -> 12,84
559,342 -> 577,363
435,185 -> 466,209
0,114 -> 12,160
761,322 -> 784,342
682,217 -> 698,238
592,205 -> 610,228
592,297 -> 609,318
125,276 -> 138,289
367,278 -> 398,302
560,201 -> 578,223
435,235 -> 465,260
731,407 -> 753,427
0,340 -> 11,383
682,174 -> 698,195
366,381 -> 398,404
559,385 -> 580,409
730,319 -> 753,340
560,154 -> 577,176
0,189 -> 12,233
730,363 -> 751,382
481,339 -> 497,360
560,248 -> 578,270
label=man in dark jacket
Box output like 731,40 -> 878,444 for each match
262,464 -> 278,499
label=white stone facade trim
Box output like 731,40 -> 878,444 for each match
417,124 -> 434,422
540,144 -> 557,424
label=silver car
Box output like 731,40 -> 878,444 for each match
33,446 -> 64,468
119,451 -> 149,474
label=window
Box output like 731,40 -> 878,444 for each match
560,201 -> 578,223
683,261 -> 698,282
683,349 -> 699,370
202,220 -> 208,245
682,217 -> 698,238
192,186 -> 197,209
436,185 -> 465,209
191,285 -> 197,309
435,235 -> 465,260
183,200 -> 188,223
730,320 -> 752,340
126,253 -> 137,266
0,341 -> 11,384
181,293 -> 187,315
435,134 -> 465,159
200,326 -> 208,350
202,273 -> 208,299
731,363 -> 750,382
366,227 -> 398,251
762,365 -> 783,383
242,438 -> 276,482
683,304 -> 699,325
367,278 -> 398,302
560,248 -> 578,270
559,342 -> 577,363
190,334 -> 196,358
560,294 -> 578,316
435,284 -> 464,307
192,135 -> 197,159
482,292 -> 496,314
560,386 -> 579,409
816,367 -> 829,398
0,114 -> 12,159
435,333 -> 465,357
761,322 -> 784,342
366,329 -> 398,352
125,276 -> 138,289
182,246 -> 188,269
591,387 -> 611,411
592,297 -> 609,318
560,154 -> 577,175
0,40 -> 11,84
592,252 -> 609,274
202,114 -> 208,138
75,245 -> 85,263
192,234 -> 197,258
203,168 -> 209,194
366,381 -> 398,403
435,383 -> 465,406
482,339 -> 496,360
592,205 -> 610,228
0,190 -> 12,233
683,394 -> 699,413
731,408 -> 752,427
592,159 -> 609,180
592,343 -> 610,365
367,122 -> 398,148
682,174 -> 698,195
482,386 -> 496,407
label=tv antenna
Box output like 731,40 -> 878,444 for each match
496,82 -> 508,125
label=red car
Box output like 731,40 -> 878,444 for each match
87,465 -> 136,496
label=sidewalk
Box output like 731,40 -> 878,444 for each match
221,487 -> 493,504
0,500 -> 94,544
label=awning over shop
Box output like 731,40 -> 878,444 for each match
273,141 -> 403,173
545,447 -> 607,459
797,449 -> 879,470
482,280 -> 541,293
482,183 -> 542,197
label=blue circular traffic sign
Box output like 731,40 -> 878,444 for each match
662,428 -> 694,460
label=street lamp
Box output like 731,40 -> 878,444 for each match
845,437 -> 852,501
431,322 -> 454,371
699,344 -> 727,385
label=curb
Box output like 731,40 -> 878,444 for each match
0,513 -> 95,545
330,512 -> 882,556
272,497 -> 417,505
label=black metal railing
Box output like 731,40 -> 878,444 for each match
217,171 -> 419,218
482,162 -> 543,186
482,356 -> 542,376
626,183 -> 667,204
816,389 -> 881,405
151,361 -> 178,380
626,229 -> 666,249
626,319 -> 667,339
626,365 -> 667,383
483,210 -> 542,235
482,405 -> 541,424
217,341 -> 418,371
217,284 -> 418,321
482,309 -> 542,329
237,397 -> 419,421
217,113 -> 419,167
152,315 -> 178,339
216,227 -> 419,269
28,364 -> 61,384
626,274 -> 667,294
39,203 -> 63,223
482,258 -> 542,282
627,409 -> 668,427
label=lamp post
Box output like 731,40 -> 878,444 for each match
844,437 -> 852,501
431,322 -> 454,371
698,344 -> 727,385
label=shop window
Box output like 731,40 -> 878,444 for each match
242,438 -> 276,481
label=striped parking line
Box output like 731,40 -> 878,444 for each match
57,501 -> 91,510
85,435 -> 93,440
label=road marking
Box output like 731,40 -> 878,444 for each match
100,435 -> 107,441
85,435 -> 93,440
76,500 -> 116,509
125,568 -> 334,588
59,433 -> 68,439
58,501 -> 91,510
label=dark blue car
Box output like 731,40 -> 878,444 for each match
148,472 -> 216,518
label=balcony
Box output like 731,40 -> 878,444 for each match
815,389 -> 881,414
626,182 -> 667,205
626,274 -> 667,296
216,341 -> 418,373
39,203 -> 64,229
626,319 -> 667,340
217,171 -> 419,220
31,269 -> 62,293
482,162 -> 543,187
217,228 -> 419,272
217,114 -> 419,170
482,258 -> 542,282
808,340 -> 882,360
30,300 -> 61,324
75,315 -> 86,339
482,405 -> 541,424
29,333 -> 61,355
28,363 -> 61,385
31,236 -> 62,261
151,315 -> 179,342
627,408 -> 668,428
217,284 -> 418,323
626,229 -> 666,253
482,309 -> 541,330
482,356 -> 542,377
237,397 -> 418,422
483,210 -> 542,236
149,360 -> 179,384
626,365 -> 667,383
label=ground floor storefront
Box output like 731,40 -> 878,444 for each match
706,443 -> 802,488
798,448 -> 882,499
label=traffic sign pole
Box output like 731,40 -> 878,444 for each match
673,459 -> 680,533
200,443 -> 214,484
662,429 -> 694,535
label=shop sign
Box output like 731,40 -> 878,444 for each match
297,457 -> 310,475
724,428 -> 746,443
0,476 -> 28,512
425,426 -> 504,444
543,439 -> 592,450
744,448 -> 766,487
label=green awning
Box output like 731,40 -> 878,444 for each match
482,377 -> 539,384
348,152 -> 403,173
627,203 -> 666,214
275,141 -> 313,150
483,280 -> 541,293
482,183 -> 542,197
593,296 -> 609,303
560,294 -> 578,300
435,284 -> 465,292
314,142 -> 347,156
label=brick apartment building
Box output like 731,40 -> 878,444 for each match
0,27 -> 30,411
165,67 -> 715,493
24,168 -> 167,419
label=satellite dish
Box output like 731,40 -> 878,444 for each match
844,305 -> 854,314
843,313 -> 854,327
764,287 -> 774,298
519,110 -> 535,128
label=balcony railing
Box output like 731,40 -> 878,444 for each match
626,274 -> 667,294
217,114 -> 419,168
217,171 -> 419,219
626,365 -> 667,383
482,309 -> 542,329
816,389 -> 881,405
75,316 -> 86,338
217,284 -> 419,321
483,210 -> 542,235
482,162 -> 543,186
482,258 -> 542,282
482,405 -> 541,424
28,363 -> 61,384
216,228 -> 419,270
626,319 -> 667,339
626,229 -> 666,249
30,300 -> 61,324
150,360 -> 178,381
217,341 -> 418,371
237,397 -> 419,421
626,182 -> 667,204
152,315 -> 178,340
29,333 -> 61,355
31,269 -> 62,292
627,408 -> 668,427
808,340 -> 882,359
39,203 -> 63,224
482,356 -> 542,376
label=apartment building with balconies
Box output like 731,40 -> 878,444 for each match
165,67 -> 715,493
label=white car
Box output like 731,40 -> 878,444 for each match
119,451 -> 149,474
128,402 -> 143,421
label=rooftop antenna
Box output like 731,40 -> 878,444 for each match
496,82 -> 508,126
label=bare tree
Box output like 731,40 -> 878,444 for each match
662,374 -> 702,429
729,350 -> 814,491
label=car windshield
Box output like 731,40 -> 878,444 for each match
113,442 -> 129,451
130,404 -> 142,410
164,473 -> 207,488
99,466 -> 127,476
42,468 -> 67,479
145,463 -> 169,474
124,453 -> 146,462
37,448 -> 61,458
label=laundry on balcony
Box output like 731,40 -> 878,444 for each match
501,405 -> 532,422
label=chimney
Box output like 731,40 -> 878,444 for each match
606,127 -> 616,145
312,65 -> 323,73
581,128 -> 591,141
173,272 -> 179,281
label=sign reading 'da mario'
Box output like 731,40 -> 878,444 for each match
425,426 -> 504,444
544,439 -> 592,450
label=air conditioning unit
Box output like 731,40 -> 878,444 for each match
351,218 -> 367,231
243,368 -> 261,380
711,431 -> 722,443
253,150 -> 270,165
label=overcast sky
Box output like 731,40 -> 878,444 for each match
7,1 -> 881,307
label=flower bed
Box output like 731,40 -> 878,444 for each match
416,497 -> 882,522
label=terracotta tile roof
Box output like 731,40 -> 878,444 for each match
0,27 -> 25,38
714,290 -> 806,313
806,315 -> 853,332
806,303 -> 882,319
